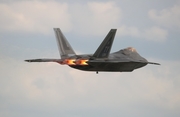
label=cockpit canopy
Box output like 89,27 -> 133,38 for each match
118,47 -> 147,62
126,47 -> 137,52
120,47 -> 137,55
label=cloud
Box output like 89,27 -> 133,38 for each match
143,26 -> 168,41
148,4 -> 180,31
70,2 -> 121,36
0,56 -> 180,117
117,25 -> 140,37
0,1 -> 121,35
0,1 -> 72,34
0,1 -> 168,42
117,26 -> 168,42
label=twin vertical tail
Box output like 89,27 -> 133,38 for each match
25,28 -> 116,64
54,28 -> 116,59
54,28 -> 76,59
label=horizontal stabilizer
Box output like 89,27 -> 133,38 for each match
93,29 -> 117,58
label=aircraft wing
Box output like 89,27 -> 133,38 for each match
25,59 -> 62,62
92,29 -> 117,58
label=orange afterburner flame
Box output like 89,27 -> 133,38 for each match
75,59 -> 89,65
64,59 -> 76,65
59,59 -> 89,65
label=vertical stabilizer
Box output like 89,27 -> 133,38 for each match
93,29 -> 117,58
54,28 -> 76,59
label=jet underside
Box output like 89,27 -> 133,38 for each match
67,49 -> 148,72
69,61 -> 147,72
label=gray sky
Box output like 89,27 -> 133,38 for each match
0,0 -> 180,117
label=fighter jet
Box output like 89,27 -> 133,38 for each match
25,28 -> 160,74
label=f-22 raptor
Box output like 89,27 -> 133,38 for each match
25,28 -> 160,74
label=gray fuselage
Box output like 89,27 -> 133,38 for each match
69,47 -> 148,72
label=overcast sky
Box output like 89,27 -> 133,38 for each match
0,0 -> 180,117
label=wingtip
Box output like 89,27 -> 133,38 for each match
24,60 -> 31,62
